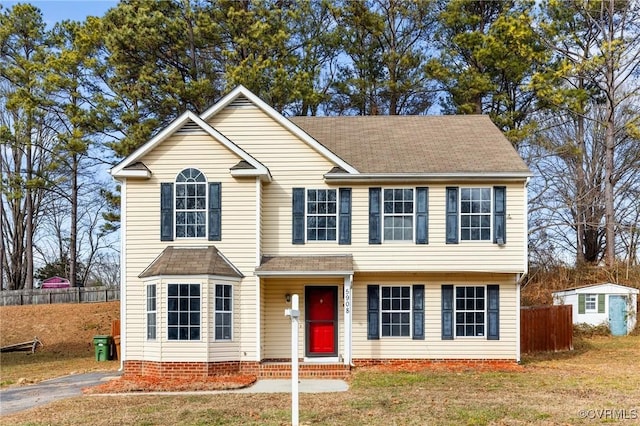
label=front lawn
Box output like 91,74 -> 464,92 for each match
1,335 -> 639,425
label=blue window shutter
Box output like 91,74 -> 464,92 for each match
339,188 -> 352,245
369,187 -> 381,244
416,187 -> 428,244
578,294 -> 585,314
208,182 -> 221,241
413,284 -> 425,340
367,285 -> 380,340
160,183 -> 174,241
494,186 -> 506,244
442,285 -> 453,340
292,188 -> 305,244
446,187 -> 458,244
487,285 -> 500,340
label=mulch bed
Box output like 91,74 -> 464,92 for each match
84,374 -> 257,394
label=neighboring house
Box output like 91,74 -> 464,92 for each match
553,283 -> 639,336
40,276 -> 70,289
110,86 -> 531,379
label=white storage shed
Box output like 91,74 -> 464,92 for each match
552,283 -> 638,336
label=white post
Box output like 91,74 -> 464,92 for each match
284,294 -> 300,426
343,275 -> 353,366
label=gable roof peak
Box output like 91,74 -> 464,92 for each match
110,109 -> 271,181
200,86 -> 359,174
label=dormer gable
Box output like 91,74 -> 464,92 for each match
110,110 -> 271,181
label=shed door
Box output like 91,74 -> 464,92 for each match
609,295 -> 627,336
305,286 -> 337,357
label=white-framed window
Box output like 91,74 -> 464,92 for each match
215,284 -> 233,340
460,188 -> 492,241
306,189 -> 337,241
585,294 -> 597,312
383,188 -> 414,241
146,284 -> 157,340
167,284 -> 201,340
381,286 -> 412,337
455,286 -> 485,337
175,168 -> 207,238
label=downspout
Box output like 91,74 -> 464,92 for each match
516,177 -> 530,364
255,177 -> 261,362
118,178 -> 127,372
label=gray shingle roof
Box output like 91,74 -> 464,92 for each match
256,255 -> 353,274
289,115 -> 530,175
139,246 -> 243,278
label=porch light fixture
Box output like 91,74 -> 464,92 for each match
286,293 -> 291,303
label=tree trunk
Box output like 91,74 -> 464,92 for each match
69,154 -> 78,287
603,0 -> 616,267
575,108 -> 586,265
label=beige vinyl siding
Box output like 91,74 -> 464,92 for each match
351,273 -> 518,360
123,130 -> 258,362
261,278 -> 344,360
206,105 -> 527,273
348,183 -> 527,273
208,105 -> 527,274
207,105 -> 338,254
236,276 -> 258,360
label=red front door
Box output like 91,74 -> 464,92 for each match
306,286 -> 337,356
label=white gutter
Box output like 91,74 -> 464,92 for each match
112,169 -> 151,179
255,271 -> 354,277
324,172 -> 533,183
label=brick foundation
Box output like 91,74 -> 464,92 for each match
123,358 -> 518,379
123,360 -> 350,379
353,358 -> 520,371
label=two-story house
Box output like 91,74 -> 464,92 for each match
110,86 -> 531,379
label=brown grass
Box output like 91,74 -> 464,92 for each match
2,296 -> 640,425
0,301 -> 120,386
1,335 -> 639,425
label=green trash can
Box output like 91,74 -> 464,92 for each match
93,335 -> 111,361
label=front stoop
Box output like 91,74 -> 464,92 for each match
259,362 -> 351,379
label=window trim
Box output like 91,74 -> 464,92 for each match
382,187 -> 416,243
167,283 -> 201,341
459,187 -> 493,242
584,293 -> 597,313
214,284 -> 233,341
305,188 -> 338,242
454,285 -> 486,338
174,168 -> 208,239
380,285 -> 413,338
146,284 -> 157,341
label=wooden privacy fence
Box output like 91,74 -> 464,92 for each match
521,305 -> 573,354
0,286 -> 119,306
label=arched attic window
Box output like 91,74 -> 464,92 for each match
175,168 -> 207,238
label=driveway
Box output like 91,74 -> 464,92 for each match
0,373 -> 348,416
0,371 -> 121,416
